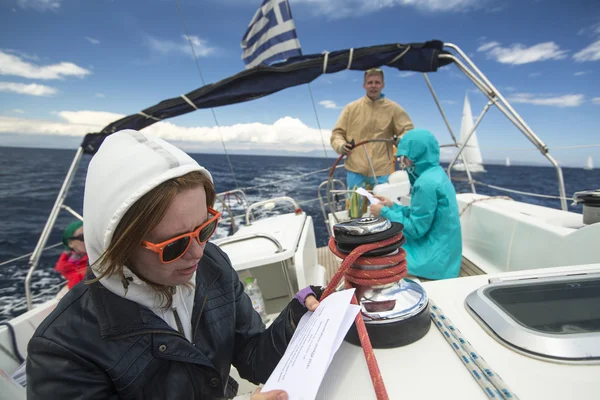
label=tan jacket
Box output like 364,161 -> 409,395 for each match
330,96 -> 414,177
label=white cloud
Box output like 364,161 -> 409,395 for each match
477,41 -> 500,52
573,40 -> 600,62
319,100 -> 341,109
477,41 -> 568,65
0,111 -> 124,137
13,109 -> 25,114
146,35 -> 216,57
17,0 -> 61,11
0,112 -> 331,152
0,50 -> 91,80
398,71 -> 416,78
486,6 -> 503,13
507,93 -> 584,108
55,110 -> 124,126
574,71 -> 590,76
85,36 -> 100,45
95,93 -> 105,98
577,22 -> 600,37
0,81 -> 57,96
3,49 -> 39,61
448,69 -> 465,79
292,0 -> 485,18
467,88 -> 484,97
529,72 -> 542,78
592,97 -> 600,105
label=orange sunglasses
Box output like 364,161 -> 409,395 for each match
142,207 -> 221,264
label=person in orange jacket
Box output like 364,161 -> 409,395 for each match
54,220 -> 88,288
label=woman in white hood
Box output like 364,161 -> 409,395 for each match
26,130 -> 320,400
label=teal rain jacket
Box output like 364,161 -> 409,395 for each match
380,129 -> 462,279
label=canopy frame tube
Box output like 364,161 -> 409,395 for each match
441,44 -> 567,210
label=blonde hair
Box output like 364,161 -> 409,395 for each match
364,68 -> 384,82
90,170 -> 216,308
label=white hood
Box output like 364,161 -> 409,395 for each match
83,129 -> 212,340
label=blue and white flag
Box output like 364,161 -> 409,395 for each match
241,0 -> 302,69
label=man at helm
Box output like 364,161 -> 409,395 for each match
330,68 -> 414,215
370,129 -> 462,280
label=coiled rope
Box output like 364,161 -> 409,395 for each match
320,232 -> 408,400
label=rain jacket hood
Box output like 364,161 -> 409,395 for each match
396,128 -> 440,183
381,129 -> 462,280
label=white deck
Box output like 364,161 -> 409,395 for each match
316,264 -> 600,400
214,212 -> 308,272
458,193 -> 600,275
213,211 -> 325,305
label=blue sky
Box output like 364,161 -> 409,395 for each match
0,0 -> 599,167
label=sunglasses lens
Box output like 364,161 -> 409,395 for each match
199,219 -> 218,243
163,236 -> 190,262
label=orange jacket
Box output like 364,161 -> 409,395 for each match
54,252 -> 88,288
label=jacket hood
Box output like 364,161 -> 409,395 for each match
83,129 -> 210,339
396,129 -> 440,179
84,129 -> 212,270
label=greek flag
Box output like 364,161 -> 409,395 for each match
241,0 -> 302,69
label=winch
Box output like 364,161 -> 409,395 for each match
330,216 -> 431,348
573,190 -> 600,225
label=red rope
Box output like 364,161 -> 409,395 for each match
320,232 -> 407,400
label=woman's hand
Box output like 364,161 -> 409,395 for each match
370,203 -> 384,217
290,286 -> 323,326
251,387 -> 288,400
304,294 -> 319,311
295,286 -> 321,311
373,195 -> 393,207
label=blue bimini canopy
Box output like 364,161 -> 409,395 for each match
81,40 -> 452,154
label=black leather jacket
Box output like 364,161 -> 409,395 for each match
26,243 -> 296,399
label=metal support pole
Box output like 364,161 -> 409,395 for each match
422,73 -> 476,194
442,45 -> 568,210
544,153 -> 568,210
447,101 -> 494,183
363,144 -> 378,183
319,179 -> 345,237
26,147 -> 84,310
61,205 -> 83,221
445,43 -> 548,148
440,55 -> 545,149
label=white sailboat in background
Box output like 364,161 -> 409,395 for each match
584,155 -> 594,170
452,94 -> 486,173
505,157 -> 511,167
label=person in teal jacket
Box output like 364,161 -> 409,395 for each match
370,129 -> 462,280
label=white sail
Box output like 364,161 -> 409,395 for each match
452,94 -> 485,173
505,157 -> 511,167
584,155 -> 593,170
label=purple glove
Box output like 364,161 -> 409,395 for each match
293,286 -> 316,308
289,286 -> 324,328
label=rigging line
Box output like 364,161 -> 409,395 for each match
307,83 -> 330,159
494,143 -> 600,151
0,242 -> 62,268
472,180 -> 573,201
281,0 -> 329,159
175,0 -> 239,189
240,164 -> 345,191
